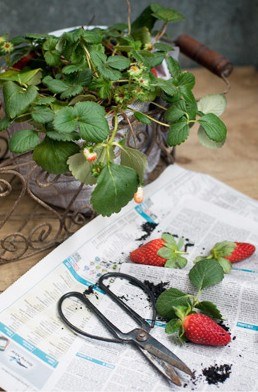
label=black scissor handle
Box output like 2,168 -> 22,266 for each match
57,291 -> 124,343
98,272 -> 156,330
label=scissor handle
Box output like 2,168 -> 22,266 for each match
98,272 -> 156,330
57,291 -> 124,343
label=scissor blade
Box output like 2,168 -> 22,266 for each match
145,341 -> 193,377
139,347 -> 182,386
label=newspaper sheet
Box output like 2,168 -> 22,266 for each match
0,164 -> 258,391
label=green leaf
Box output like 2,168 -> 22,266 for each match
44,50 -> 61,66
35,96 -> 56,106
53,107 -> 77,133
134,111 -> 152,125
131,27 -> 152,45
0,117 -> 10,132
75,102 -> 109,142
197,94 -> 227,116
81,29 -> 103,44
107,55 -> 130,70
154,78 -> 176,96
189,259 -> 224,290
120,144 -> 147,183
46,131 -> 79,141
9,129 -> 40,153
91,163 -> 138,216
195,301 -> 223,319
67,152 -> 96,185
156,288 -> 191,319
198,113 -> 227,143
161,233 -> 177,245
211,241 -> 235,258
157,247 -> 173,259
167,120 -> 189,146
176,72 -> 195,90
165,256 -> 188,269
217,258 -> 232,274
31,106 -> 54,123
151,4 -> 184,23
164,100 -> 186,123
166,57 -> 181,78
60,84 -> 84,99
0,68 -> 42,86
165,319 -> 181,334
42,76 -> 68,94
53,102 -> 109,142
131,5 -> 157,32
3,81 -> 38,119
198,125 -> 225,149
154,42 -> 174,52
97,63 -> 122,81
33,137 -> 80,174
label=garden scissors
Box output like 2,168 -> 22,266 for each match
57,272 -> 193,386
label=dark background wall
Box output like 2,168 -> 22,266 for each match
0,0 -> 257,67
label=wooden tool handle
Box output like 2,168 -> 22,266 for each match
175,34 -> 233,78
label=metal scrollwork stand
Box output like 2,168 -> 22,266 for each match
0,110 -> 175,265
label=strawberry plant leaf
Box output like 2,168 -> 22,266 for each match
120,144 -> 147,183
164,100 -> 186,123
157,247 -> 172,259
67,152 -> 96,185
0,68 -> 42,86
165,319 -> 181,334
154,78 -> 176,96
198,125 -> 225,149
106,55 -> 130,70
189,259 -> 224,290
91,163 -> 138,216
9,129 -> 40,153
151,4 -> 184,23
3,81 -> 38,119
161,233 -> 176,245
195,301 -> 223,320
198,113 -> 227,143
175,72 -> 195,90
166,57 -> 181,78
33,137 -> 80,174
211,241 -> 235,258
217,258 -> 232,274
74,102 -> 109,142
165,256 -> 187,269
134,111 -> 152,125
31,106 -> 54,123
156,288 -> 191,319
197,94 -> 226,116
53,102 -> 109,142
46,131 -> 79,141
167,120 -> 189,146
0,117 -> 10,132
131,5 -> 156,32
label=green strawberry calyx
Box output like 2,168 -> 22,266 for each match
157,233 -> 188,269
194,241 -> 235,274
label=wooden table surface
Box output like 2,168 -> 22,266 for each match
1,66 -> 258,292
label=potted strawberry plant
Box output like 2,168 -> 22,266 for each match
0,3 -> 227,216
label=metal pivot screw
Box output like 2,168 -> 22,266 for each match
136,331 -> 148,342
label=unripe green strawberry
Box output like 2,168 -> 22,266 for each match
183,313 -> 231,346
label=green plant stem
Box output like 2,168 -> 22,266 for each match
154,22 -> 168,42
126,0 -> 131,36
106,113 -> 119,162
127,106 -> 170,127
150,101 -> 167,111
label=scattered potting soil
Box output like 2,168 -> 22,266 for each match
136,222 -> 158,241
143,280 -> 169,301
202,363 -> 232,385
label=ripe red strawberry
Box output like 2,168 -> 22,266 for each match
130,238 -> 165,266
13,52 -> 36,70
194,240 -> 256,273
130,233 -> 188,268
183,313 -> 231,346
225,242 -> 255,263
151,67 -> 158,77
